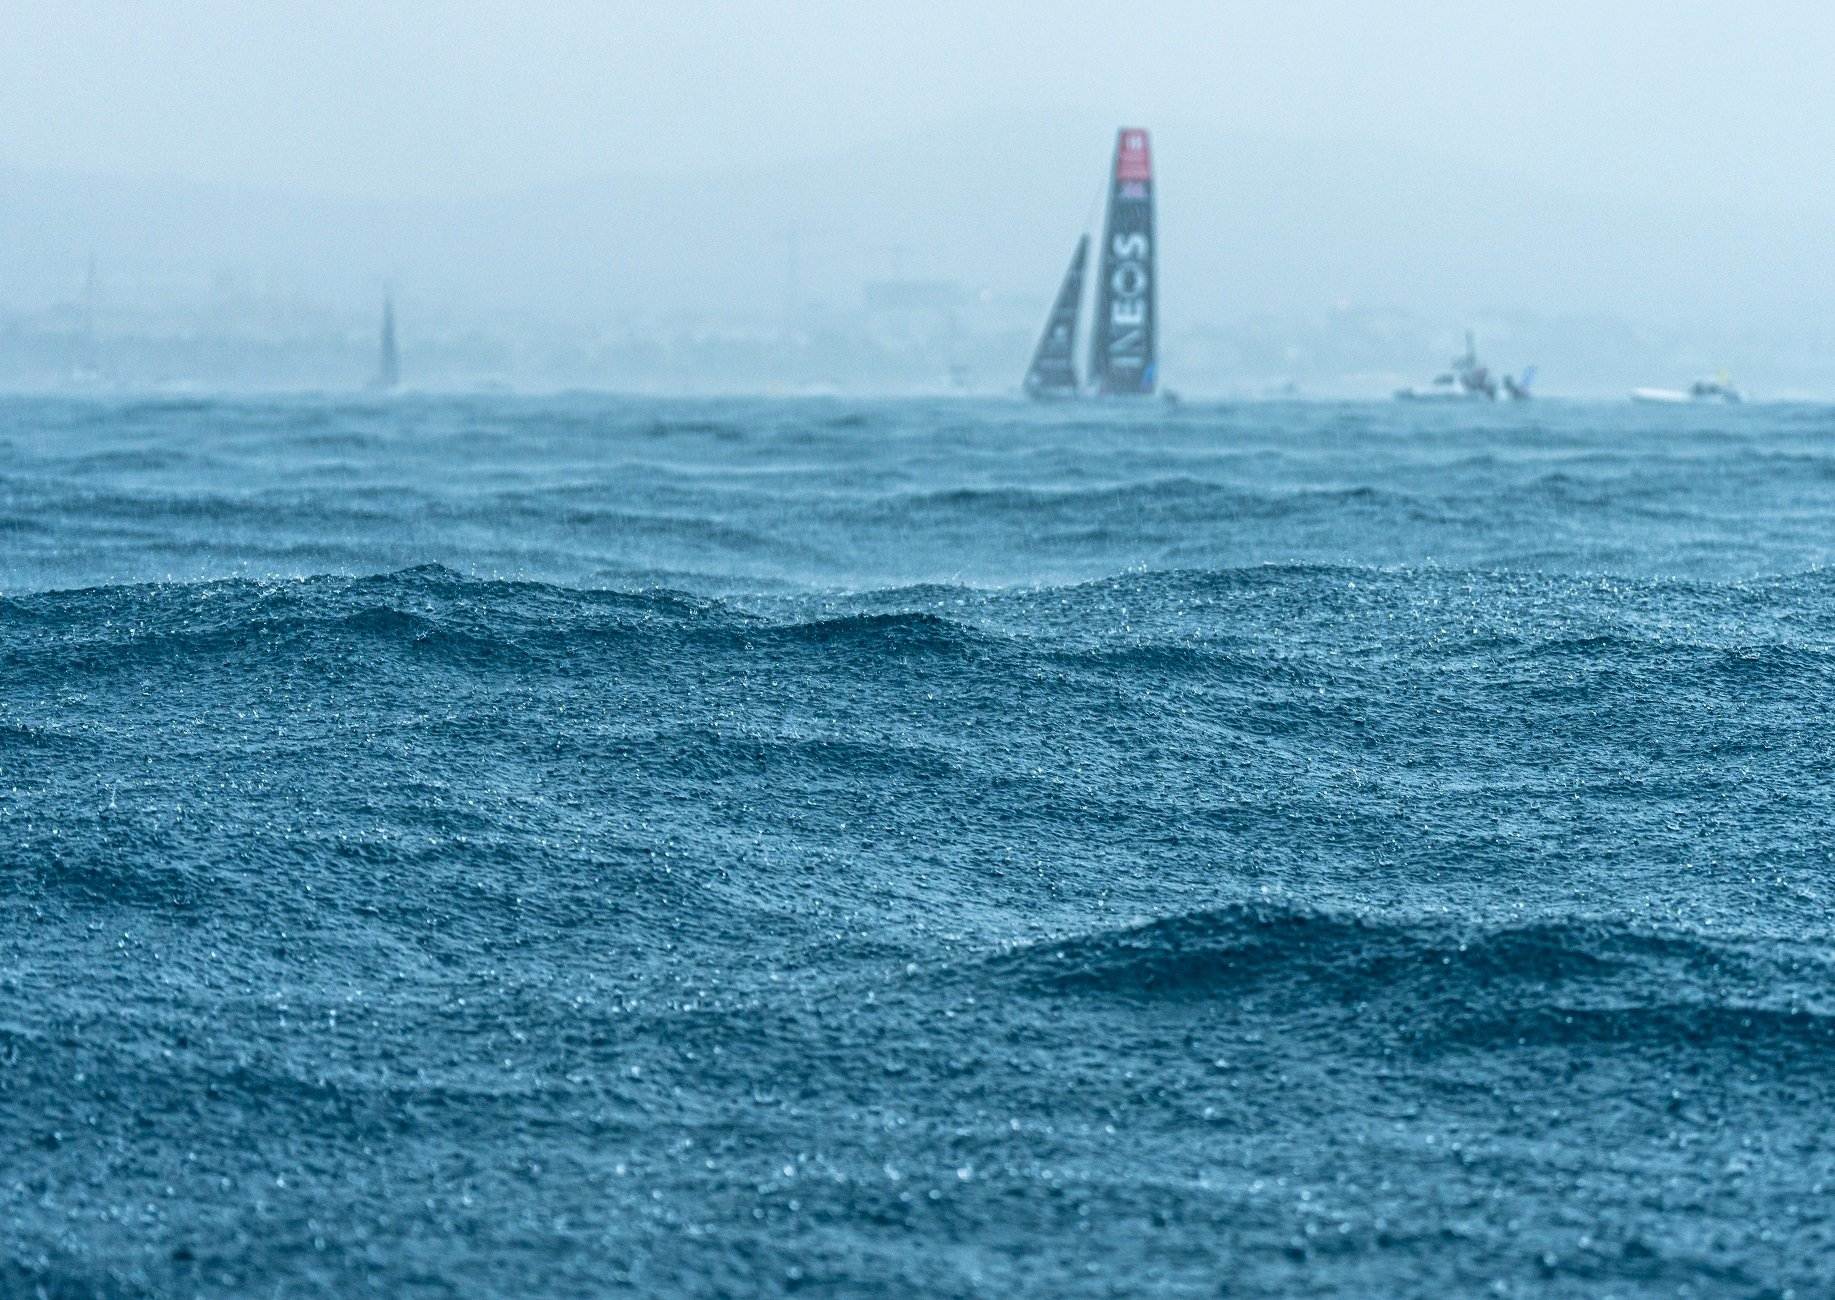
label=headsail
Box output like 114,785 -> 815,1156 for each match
1088,128 -> 1156,396
1023,236 -> 1088,398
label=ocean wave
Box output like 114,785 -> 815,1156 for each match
579,726 -> 965,784
756,610 -> 991,654
11,562 -> 1835,690
0,569 -> 1010,679
983,904 -> 1624,996
1036,641 -> 1314,683
11,399 -> 1835,1295
641,418 -> 746,440
880,477 -> 1437,523
0,721 -> 87,753
1508,633 -> 1835,683
15,554 -> 1835,607
58,447 -> 207,473
977,903 -> 1833,1056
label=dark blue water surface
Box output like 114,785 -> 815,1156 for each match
4,397 -> 1835,1297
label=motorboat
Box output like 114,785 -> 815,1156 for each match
1631,377 -> 1742,405
1396,331 -> 1533,402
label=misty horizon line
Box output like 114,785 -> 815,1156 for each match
4,111 -> 1833,397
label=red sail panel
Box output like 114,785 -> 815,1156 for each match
1115,129 -> 1152,182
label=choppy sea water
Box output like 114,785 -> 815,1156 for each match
4,396 -> 1835,1298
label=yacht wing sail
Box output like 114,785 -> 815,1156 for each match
1088,128 -> 1157,397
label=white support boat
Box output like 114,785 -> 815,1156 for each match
1396,331 -> 1534,402
1630,377 -> 1742,405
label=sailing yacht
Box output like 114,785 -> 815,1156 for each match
1023,129 -> 1158,399
370,292 -> 400,391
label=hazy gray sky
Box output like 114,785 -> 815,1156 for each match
2,0 -> 1832,393
3,0 -> 1832,207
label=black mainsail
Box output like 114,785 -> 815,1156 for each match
1088,128 -> 1156,397
1023,235 -> 1088,398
